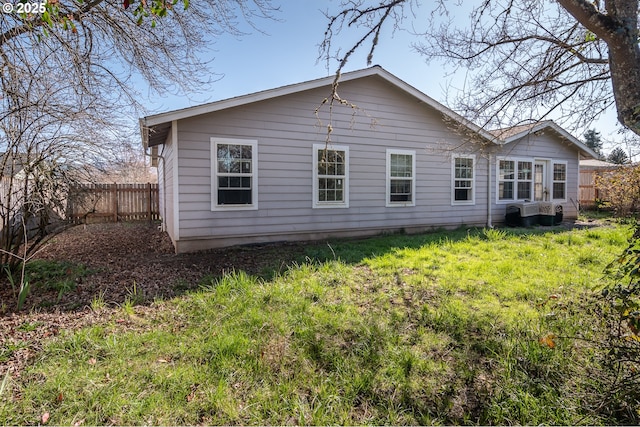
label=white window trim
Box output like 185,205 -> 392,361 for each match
551,160 -> 568,202
211,138 -> 258,211
496,156 -> 535,204
451,154 -> 476,206
386,149 -> 416,208
312,143 -> 349,209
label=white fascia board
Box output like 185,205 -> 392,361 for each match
545,122 -> 599,159
142,68 -> 380,127
141,66 -> 496,145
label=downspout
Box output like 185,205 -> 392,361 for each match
487,153 -> 493,228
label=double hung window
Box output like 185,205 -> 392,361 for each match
453,156 -> 475,204
552,162 -> 567,200
313,144 -> 349,208
386,149 -> 415,207
211,138 -> 258,210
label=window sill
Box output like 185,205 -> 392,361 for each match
386,202 -> 416,208
211,204 -> 258,212
313,203 -> 349,209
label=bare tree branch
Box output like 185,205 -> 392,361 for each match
319,0 -> 640,136
0,0 -> 279,287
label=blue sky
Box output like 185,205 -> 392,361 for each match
143,1 -> 625,154
145,1 -> 456,110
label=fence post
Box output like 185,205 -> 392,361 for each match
112,183 -> 118,223
67,182 -> 158,223
147,182 -> 153,224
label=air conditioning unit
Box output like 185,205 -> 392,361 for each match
505,202 -> 539,227
519,202 -> 539,217
538,202 -> 556,226
538,203 -> 564,226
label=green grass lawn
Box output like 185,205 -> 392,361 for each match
0,225 -> 632,425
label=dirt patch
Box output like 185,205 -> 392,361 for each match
0,222 -> 307,376
2,222 -> 307,311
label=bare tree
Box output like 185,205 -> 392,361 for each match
1,1 -> 277,115
104,144 -> 157,184
0,0 -> 278,289
320,0 -> 640,137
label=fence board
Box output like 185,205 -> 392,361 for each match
68,183 -> 160,223
579,169 -> 618,209
579,170 -> 597,208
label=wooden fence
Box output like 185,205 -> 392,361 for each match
579,168 -> 619,209
579,170 -> 599,209
68,183 -> 159,223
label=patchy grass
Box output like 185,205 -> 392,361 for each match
0,225 -> 631,425
24,260 -> 90,302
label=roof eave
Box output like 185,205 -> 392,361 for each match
139,65 -> 499,147
140,118 -> 149,150
502,121 -> 598,159
142,67 -> 384,127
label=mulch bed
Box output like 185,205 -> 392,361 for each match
0,222 -> 306,377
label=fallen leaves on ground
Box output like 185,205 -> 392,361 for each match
0,222 -> 306,378
539,333 -> 557,348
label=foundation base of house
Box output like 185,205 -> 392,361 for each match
170,222 -> 490,254
168,215 -> 578,254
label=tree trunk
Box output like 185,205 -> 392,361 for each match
557,0 -> 640,136
608,25 -> 640,135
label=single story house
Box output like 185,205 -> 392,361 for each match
140,66 -> 597,253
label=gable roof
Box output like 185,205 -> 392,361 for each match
491,120 -> 598,159
140,66 -> 596,159
490,123 -> 540,139
140,65 -> 496,149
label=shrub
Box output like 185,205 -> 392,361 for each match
597,224 -> 640,421
595,165 -> 640,217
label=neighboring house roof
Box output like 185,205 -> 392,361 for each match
0,152 -> 28,177
579,159 -> 620,169
140,66 -> 596,159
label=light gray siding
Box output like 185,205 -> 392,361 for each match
158,127 -> 176,244
162,75 -> 582,252
171,76 -> 494,251
492,131 -> 581,218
